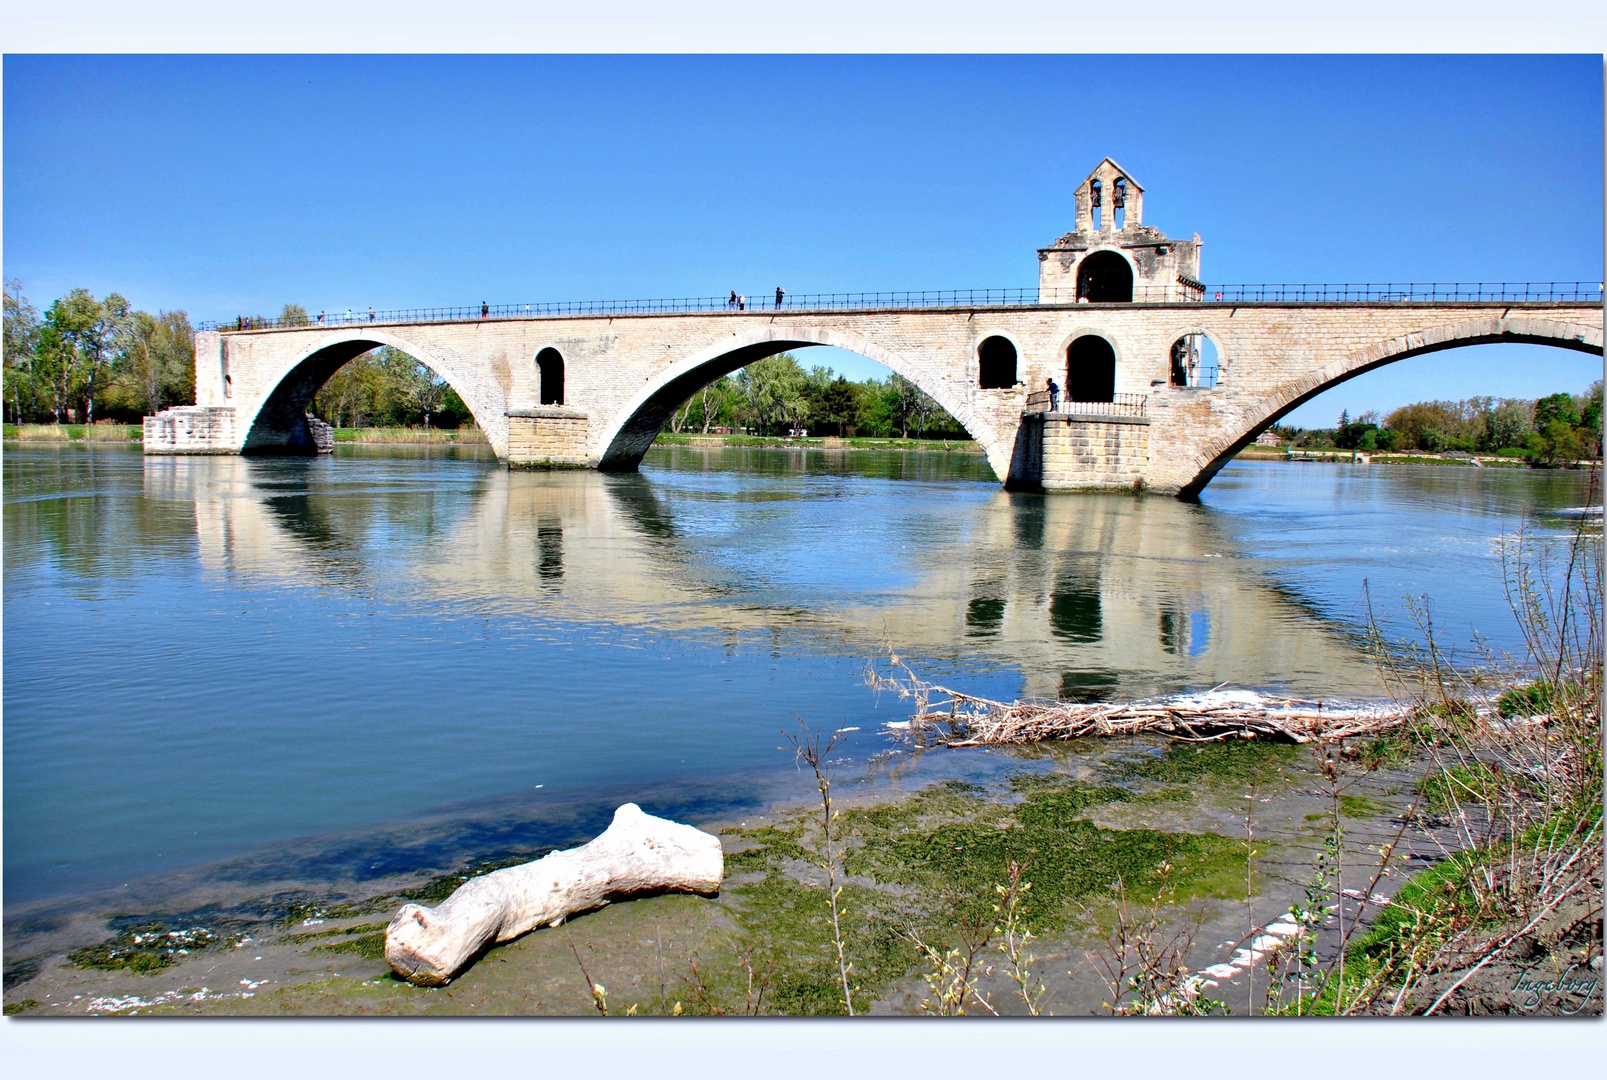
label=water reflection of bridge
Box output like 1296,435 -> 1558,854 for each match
143,451 -> 1383,702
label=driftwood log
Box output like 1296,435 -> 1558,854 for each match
385,803 -> 724,986
867,653 -> 1414,746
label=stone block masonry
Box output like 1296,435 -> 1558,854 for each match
508,408 -> 590,468
1039,414 -> 1150,491
143,406 -> 238,454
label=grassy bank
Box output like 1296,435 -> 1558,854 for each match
1236,445 -> 1586,469
3,423 -> 142,443
654,432 -> 982,453
332,427 -> 487,445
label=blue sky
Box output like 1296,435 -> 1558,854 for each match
4,54 -> 1601,426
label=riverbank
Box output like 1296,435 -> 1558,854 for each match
0,424 -> 489,446
2,423 -> 142,443
6,425 -> 1589,472
2,732 -> 1440,1017
1235,444 -> 1599,470
654,432 -> 983,453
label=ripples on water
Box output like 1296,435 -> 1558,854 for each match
2,443 -> 1597,914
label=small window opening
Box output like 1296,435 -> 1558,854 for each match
977,336 -> 1018,389
1066,335 -> 1116,404
1168,334 -> 1219,388
222,356 -> 232,398
537,347 -> 565,405
1113,178 -> 1127,230
1089,178 -> 1102,231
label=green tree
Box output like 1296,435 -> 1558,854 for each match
1528,391 -> 1587,465
1481,401 -> 1533,451
119,310 -> 194,415
4,278 -> 42,423
816,376 -> 862,436
278,303 -> 311,328
1534,392 -> 1581,431
737,353 -> 809,435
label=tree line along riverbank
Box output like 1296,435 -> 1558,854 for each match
12,424 -> 1600,471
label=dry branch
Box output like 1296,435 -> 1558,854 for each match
385,803 -> 724,986
867,654 -> 1413,746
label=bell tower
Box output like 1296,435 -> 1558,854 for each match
1039,158 -> 1203,303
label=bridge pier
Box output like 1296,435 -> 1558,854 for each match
1010,411 -> 1155,493
507,408 -> 590,468
144,405 -> 334,455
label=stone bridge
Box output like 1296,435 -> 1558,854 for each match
147,159 -> 1603,496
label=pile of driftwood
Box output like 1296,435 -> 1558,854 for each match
867,657 -> 1412,746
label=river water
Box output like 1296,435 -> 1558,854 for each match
2,443 -> 1596,949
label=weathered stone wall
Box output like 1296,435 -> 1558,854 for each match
508,409 -> 590,468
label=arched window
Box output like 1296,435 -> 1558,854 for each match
1168,334 -> 1219,388
977,335 -> 1018,389
1066,335 -> 1116,404
1075,251 -> 1133,303
537,347 -> 564,406
1112,177 -> 1127,230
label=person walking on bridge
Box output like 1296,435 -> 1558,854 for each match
728,290 -> 738,309
738,294 -> 746,311
1046,376 -> 1060,413
367,306 -> 375,323
481,301 -> 489,318
775,286 -> 785,309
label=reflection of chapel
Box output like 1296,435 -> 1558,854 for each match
1039,159 -> 1204,303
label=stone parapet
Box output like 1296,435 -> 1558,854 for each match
508,409 -> 590,468
143,406 -> 240,454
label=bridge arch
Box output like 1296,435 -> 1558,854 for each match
1179,315 -> 1605,498
596,325 -> 995,472
238,328 -> 507,456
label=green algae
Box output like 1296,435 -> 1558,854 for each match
66,922 -> 219,974
1337,794 -> 1395,819
312,932 -> 388,960
1116,739 -> 1300,787
711,772 -> 1247,1014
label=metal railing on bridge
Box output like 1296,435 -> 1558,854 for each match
197,281 -> 1603,332
1025,391 -> 1148,418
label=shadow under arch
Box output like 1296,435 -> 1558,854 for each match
1178,317 -> 1604,499
240,329 -> 500,455
596,327 -> 987,472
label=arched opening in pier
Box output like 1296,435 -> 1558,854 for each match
241,335 -> 484,454
978,336 -> 1019,390
1066,335 -> 1117,404
1076,250 -> 1133,303
537,348 -> 565,406
1170,333 -> 1220,388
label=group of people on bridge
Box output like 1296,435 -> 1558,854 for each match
727,287 -> 786,311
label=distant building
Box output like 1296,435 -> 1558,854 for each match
1255,431 -> 1283,447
